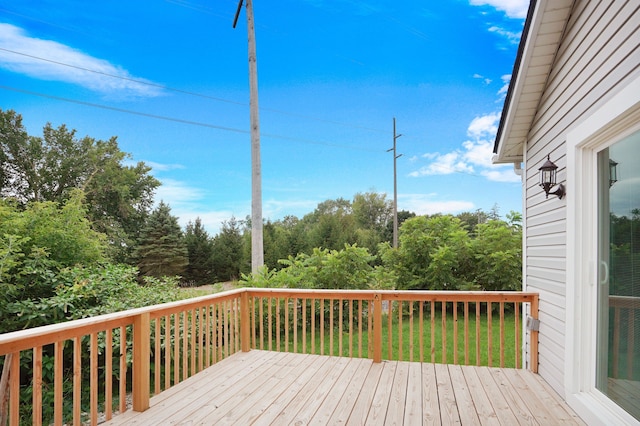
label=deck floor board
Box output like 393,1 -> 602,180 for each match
104,350 -> 584,425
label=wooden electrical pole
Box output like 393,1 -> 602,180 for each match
234,0 -> 264,273
388,118 -> 402,248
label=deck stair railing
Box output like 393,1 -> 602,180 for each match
0,288 -> 538,426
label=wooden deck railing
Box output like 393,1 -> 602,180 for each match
610,295 -> 639,380
0,288 -> 538,425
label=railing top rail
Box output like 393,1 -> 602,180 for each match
0,288 -> 245,355
609,295 -> 640,309
245,288 -> 538,302
0,287 -> 537,356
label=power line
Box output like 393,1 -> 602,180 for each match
0,47 -> 387,134
0,84 -> 382,152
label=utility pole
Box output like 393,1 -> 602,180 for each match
387,118 -> 402,248
234,0 -> 263,273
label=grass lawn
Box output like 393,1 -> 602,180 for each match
256,308 -> 522,368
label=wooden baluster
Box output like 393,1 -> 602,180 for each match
251,297 -> 256,350
311,299 -> 316,354
164,315 -> 171,389
464,302 -> 469,365
388,300 -> 393,360
268,297 -> 273,352
33,346 -> 42,426
349,299 -> 353,358
499,301 -> 505,368
475,302 -> 480,366
368,300 -> 373,358
182,311 -> 188,381
453,302 -> 458,365
90,333 -> 98,425
339,299 -> 343,356
259,298 -> 264,351
419,301 -> 424,363
119,326 -> 127,418
430,300 -> 435,363
398,301 -> 403,361
293,298 -> 298,354
302,298 -> 307,354
329,299 -> 334,356
198,308 -> 204,371
373,294 -> 382,363
285,297 -> 289,353
487,302 -> 493,367
55,341 -> 64,424
190,310 -> 196,375
224,301 -> 230,358
627,308 -> 634,379
217,303 -> 223,363
76,336 -> 84,423
358,300 -> 363,358
612,306 -> 620,377
320,299 -> 325,356
9,352 -> 20,426
275,297 -> 281,351
409,301 -> 414,362
515,302 -> 520,368
154,318 -> 161,394
441,301 -> 447,364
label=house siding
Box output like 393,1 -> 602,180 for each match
523,0 -> 639,397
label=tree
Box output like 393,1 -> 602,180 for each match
134,202 -> 188,279
382,215 -> 473,290
470,219 -> 522,291
211,216 -> 244,281
0,191 -> 109,331
352,192 -> 392,234
0,109 -> 160,262
383,210 -> 415,243
183,218 -> 214,285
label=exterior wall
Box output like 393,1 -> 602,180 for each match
523,0 -> 640,397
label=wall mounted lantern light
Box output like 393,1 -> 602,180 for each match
539,155 -> 565,199
609,159 -> 618,187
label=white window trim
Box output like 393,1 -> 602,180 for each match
565,74 -> 640,425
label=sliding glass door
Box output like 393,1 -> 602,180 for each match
596,130 -> 640,420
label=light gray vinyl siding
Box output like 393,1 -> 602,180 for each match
523,0 -> 640,397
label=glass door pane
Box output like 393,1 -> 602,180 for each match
597,130 -> 640,420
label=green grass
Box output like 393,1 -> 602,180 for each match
255,309 -> 521,368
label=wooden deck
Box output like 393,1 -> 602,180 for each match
105,350 -> 584,425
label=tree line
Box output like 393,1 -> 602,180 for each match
0,108 -> 522,335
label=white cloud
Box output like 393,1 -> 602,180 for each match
144,161 -> 185,172
481,169 -> 521,183
0,23 -> 163,97
409,113 -> 520,183
176,210 -> 237,236
400,194 -> 475,216
488,26 -> 521,44
473,73 -> 492,85
409,152 -> 473,177
469,0 -> 529,19
467,112 -> 500,139
154,178 -> 205,205
498,74 -> 511,98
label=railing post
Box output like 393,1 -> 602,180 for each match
373,293 -> 382,363
530,295 -> 539,373
132,312 -> 150,412
241,291 -> 251,352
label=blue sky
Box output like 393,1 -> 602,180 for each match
0,0 -> 528,234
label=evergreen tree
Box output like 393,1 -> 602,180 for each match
211,216 -> 244,281
184,217 -> 213,285
135,202 -> 188,279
